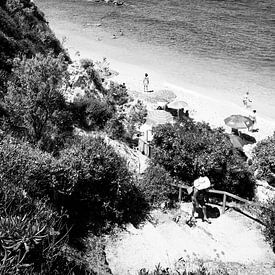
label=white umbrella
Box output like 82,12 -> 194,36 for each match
167,100 -> 188,109
167,100 -> 188,118
146,110 -> 174,126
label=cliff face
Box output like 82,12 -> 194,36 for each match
0,0 -> 67,90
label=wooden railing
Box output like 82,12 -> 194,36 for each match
170,183 -> 262,215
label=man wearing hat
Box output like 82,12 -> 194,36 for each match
189,169 -> 212,224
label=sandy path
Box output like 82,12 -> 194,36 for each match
105,205 -> 275,274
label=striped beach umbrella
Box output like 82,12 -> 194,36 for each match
146,110 -> 174,126
224,115 -> 253,129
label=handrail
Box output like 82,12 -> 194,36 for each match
170,183 -> 262,215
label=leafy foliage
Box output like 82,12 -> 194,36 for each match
2,53 -> 73,152
0,135 -> 149,239
107,81 -> 130,106
140,164 -> 178,206
150,120 -> 255,198
260,198 -> 275,252
252,133 -> 275,185
58,137 -> 149,236
0,0 -> 67,91
70,94 -> 115,130
0,180 -> 88,275
105,115 -> 126,140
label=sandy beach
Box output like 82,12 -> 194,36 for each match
52,21 -> 275,142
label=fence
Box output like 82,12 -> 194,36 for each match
136,140 -> 265,223
170,183 -> 264,224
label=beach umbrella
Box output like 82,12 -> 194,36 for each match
146,110 -> 174,126
224,115 -> 253,129
167,100 -> 188,118
167,100 -> 188,110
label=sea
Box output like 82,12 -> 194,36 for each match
35,0 -> 275,120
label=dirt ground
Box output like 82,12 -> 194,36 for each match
105,203 -> 275,274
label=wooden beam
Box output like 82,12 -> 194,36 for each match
178,187 -> 182,202
222,193 -> 226,214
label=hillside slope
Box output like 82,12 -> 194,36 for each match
0,0 -> 66,90
105,204 -> 275,274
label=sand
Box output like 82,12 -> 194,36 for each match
105,205 -> 275,274
51,21 -> 275,142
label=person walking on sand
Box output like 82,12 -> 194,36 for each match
243,91 -> 252,108
143,73 -> 149,92
188,168 -> 212,224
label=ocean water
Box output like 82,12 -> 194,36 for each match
35,0 -> 275,119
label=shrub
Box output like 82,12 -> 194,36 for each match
70,94 -> 115,131
140,164 -> 178,207
80,58 -> 104,93
151,120 -> 255,199
125,100 -> 147,138
105,115 -> 126,140
260,198 -> 275,252
0,0 -> 67,90
0,135 -> 149,239
58,137 -> 149,236
85,98 -> 114,130
252,133 -> 275,185
0,181 -> 74,274
106,81 -> 130,106
2,53 -> 73,152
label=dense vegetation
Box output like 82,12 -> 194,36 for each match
144,120 -> 255,203
252,133 -> 275,186
0,0 -> 66,92
1,1 -> 274,273
0,1 -> 149,273
252,133 -> 275,251
2,53 -> 73,153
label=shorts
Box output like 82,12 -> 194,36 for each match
192,197 -> 206,207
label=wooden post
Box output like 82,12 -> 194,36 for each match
178,187 -> 182,202
222,193 -> 226,214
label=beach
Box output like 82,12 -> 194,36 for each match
49,19 -> 275,142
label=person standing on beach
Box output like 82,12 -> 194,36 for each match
143,73 -> 149,92
242,91 -> 252,108
249,109 -> 258,132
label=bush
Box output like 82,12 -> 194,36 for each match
140,164 -> 178,207
252,133 -> 275,185
151,120 -> 255,199
260,198 -> 275,252
105,115 -> 126,140
85,98 -> 114,130
125,100 -> 147,139
0,135 -> 149,239
107,81 -> 130,106
2,53 -> 73,153
0,181 -> 75,274
58,137 -> 149,236
70,94 -> 114,131
0,0 -> 67,90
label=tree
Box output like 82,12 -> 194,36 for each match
252,133 -> 275,186
0,135 -> 149,239
150,120 -> 255,198
3,53 -> 73,152
259,198 -> 275,252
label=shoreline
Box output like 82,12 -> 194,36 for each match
52,21 -> 275,142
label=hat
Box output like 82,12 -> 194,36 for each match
193,176 -> 211,190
